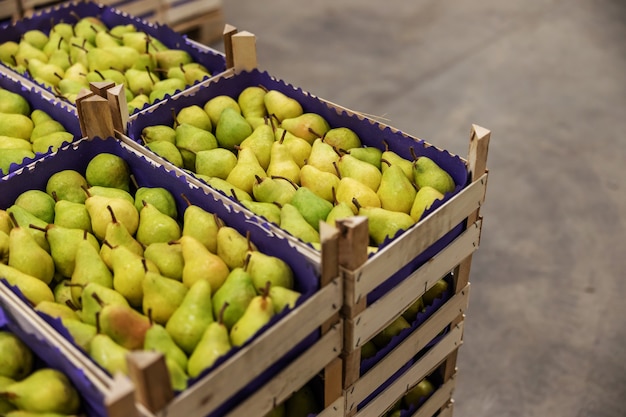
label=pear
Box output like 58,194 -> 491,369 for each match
0,41 -> 19,67
335,177 -> 381,213
110,244 -> 159,307
0,150 -> 35,174
142,271 -> 188,325
226,147 -> 267,194
0,136 -> 32,151
238,86 -> 267,119
85,68 -> 126,85
8,218 -> 54,285
14,190 -> 55,224
74,16 -> 107,44
165,279 -> 214,355
290,187 -> 334,231
34,300 -> 80,321
23,29 -> 49,49
0,88 -> 30,115
280,203 -> 320,244
5,205 -> 49,251
337,154 -> 382,192
146,141 -> 184,167
211,267 -> 257,330
203,95 -> 240,128
0,375 -> 14,414
31,131 -> 74,154
167,62 -> 211,84
238,123 -> 274,170
307,138 -> 340,174
381,141 -> 413,180
89,334 -> 130,375
323,126 -> 361,151
0,369 -> 80,414
0,210 -> 9,235
410,186 -> 444,222
175,105 -> 212,131
0,331 -> 33,380
285,383 -> 320,417
144,242 -> 184,281
45,169 -> 88,204
70,238 -> 113,307
377,161 -> 417,214
230,284 -> 275,347
61,318 -> 97,351
240,200 -> 281,225
404,378 -> 436,408
125,68 -> 158,96
215,107 -> 253,151
30,120 -> 67,141
179,235 -> 229,292
281,113 -> 330,144
85,153 -> 131,192
325,198 -> 355,227
150,78 -> 187,102
27,58 -> 65,87
266,140 -> 301,185
99,205 -> 144,269
269,286 -> 301,314
0,231 -> 8,264
80,282 -> 130,326
134,187 -> 177,219
361,340 -> 378,360
15,40 -> 48,68
52,198 -> 91,232
246,250 -> 294,292
128,93 -> 151,114
144,324 -> 188,372
195,148 -> 237,179
0,113 -> 34,140
252,175 -> 297,206
136,201 -> 181,246
413,156 -> 456,194
174,123 -> 218,170
299,164 -> 340,203
85,194 -> 139,241
141,125 -> 176,144
154,49 -> 192,70
180,197 -> 219,253
263,90 -> 303,123
0,263 -> 55,306
422,279 -> 449,306
187,302 -> 232,378
354,199 -> 415,246
37,225 -> 100,278
402,297 -> 425,324
216,226 -> 256,270
203,177 -> 253,201
95,30 -> 122,48
52,280 -> 72,305
98,303 -> 151,350
276,128 -> 312,168
372,315 -> 411,349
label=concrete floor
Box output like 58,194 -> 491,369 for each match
210,1 -> 626,416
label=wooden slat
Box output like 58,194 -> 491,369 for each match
126,351 -> 173,413
348,221 -> 481,350
346,285 -> 470,408
223,322 -> 342,417
412,376 -> 456,417
223,24 -> 238,70
231,31 -> 258,73
348,173 -> 487,303
0,0 -> 20,21
436,399 -> 454,417
318,394 -> 345,417
160,277 -> 342,416
351,323 -> 464,417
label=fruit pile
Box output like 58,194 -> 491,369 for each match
140,86 -> 456,249
0,15 -> 213,112
0,330 -> 82,415
0,86 -> 75,173
0,152 -> 303,392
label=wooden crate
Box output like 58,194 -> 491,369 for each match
97,0 -> 163,22
159,0 -> 224,45
0,0 -> 21,24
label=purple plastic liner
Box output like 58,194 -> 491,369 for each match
0,72 -> 81,175
0,305 -> 107,417
0,1 -> 226,112
0,136 -> 321,414
360,273 -> 453,376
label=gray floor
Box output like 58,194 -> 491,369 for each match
208,1 -> 626,416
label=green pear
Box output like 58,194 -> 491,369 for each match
276,128 -> 312,168
372,315 -> 411,348
95,30 -> 122,48
377,162 -> 417,214
238,86 -> 267,119
240,200 -> 281,225
0,113 -> 33,140
179,235 -> 229,292
0,150 -> 35,173
141,125 -> 176,144
38,224 -> 100,278
0,41 -> 19,66
85,68 -> 126,85
144,324 -> 188,372
0,231 -> 10,264
354,200 -> 415,246
74,16 -> 107,44
180,199 -> 219,253
381,142 -> 413,180
0,89 -> 30,115
281,113 -> 330,144
134,187 -> 178,219
102,45 -> 139,70
246,250 -> 294,292
263,89 -> 303,123
99,204 -> 144,269
45,169 -> 88,204
307,138 -> 340,174
230,287 -> 274,347
335,177 -> 381,213
402,297 -> 425,324
165,278 -> 214,355
89,334 -> 130,375
98,303 -> 151,350
266,140 -> 301,185
8,219 -> 54,284
404,378 -> 435,408
143,271 -> 188,324
195,148 -> 237,179
413,156 -> 456,194
325,200 -> 355,227
144,242 -> 184,281
0,368 -> 80,414
86,48 -> 124,72
0,136 -> 32,151
5,205 -> 49,251
125,68 -> 158,96
0,331 -> 33,380
203,95 -> 240,128
174,123 -> 218,170
14,189 -> 55,223
85,194 -> 139,241
166,62 -> 211,84
187,303 -> 232,378
337,154 -> 382,192
251,175 -> 297,206
31,132 -> 74,154
215,107 -> 253,151
146,140 -> 184,168
15,40 -> 48,68
110,244 -> 159,307
226,147 -> 267,194
61,317 -> 97,351
212,267 -> 257,330
0,210 -> 11,234
323,127 -> 361,150
290,187 -> 334,231
175,105 -> 212,131
280,203 -> 320,244
238,123 -> 274,170
268,284 -> 301,313
127,93 -> 151,113
422,279 -> 449,306
203,177 -> 253,202
0,263 -> 54,305
80,282 -> 130,326
299,164 -> 340,203
410,186 -> 444,222
150,78 -> 187,103
136,201 -> 181,246
216,226 -> 256,270
85,153 -> 131,192
360,340 -> 378,360
70,237 -> 113,307
34,300 -> 80,321
154,49 -> 192,70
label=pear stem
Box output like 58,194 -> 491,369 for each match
91,292 -> 105,308
270,175 -> 298,190
95,311 -> 101,334
7,212 -> 18,228
171,107 -> 179,128
146,66 -> 156,84
130,174 -> 139,190
409,147 -> 418,162
147,308 -> 154,325
332,161 -> 341,179
65,299 -> 79,312
280,129 -> 287,143
106,205 -> 118,224
243,252 -> 252,271
180,193 -> 192,207
331,186 -> 338,206
28,224 -> 47,233
217,302 -> 229,325
70,42 -> 88,52
81,185 -> 92,198
254,174 -> 264,185
102,240 -> 114,249
230,189 -> 240,202
351,197 -> 362,211
262,280 -> 271,299
380,158 -> 391,167
57,37 -> 63,50
383,140 -> 390,153
308,127 -> 322,139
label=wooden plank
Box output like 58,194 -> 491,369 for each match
223,322 -> 342,417
107,84 -> 129,134
346,286 -> 469,408
161,278 -> 342,416
126,351 -> 173,413
105,373 -> 141,417
349,173 -> 487,301
231,31 -> 258,73
0,0 -> 20,21
318,394 -> 345,417
350,323 -> 464,417
437,399 -> 454,417
348,221 -> 481,350
223,24 -> 238,69
170,8 -> 224,45
80,95 -> 115,140
412,376 -> 456,417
